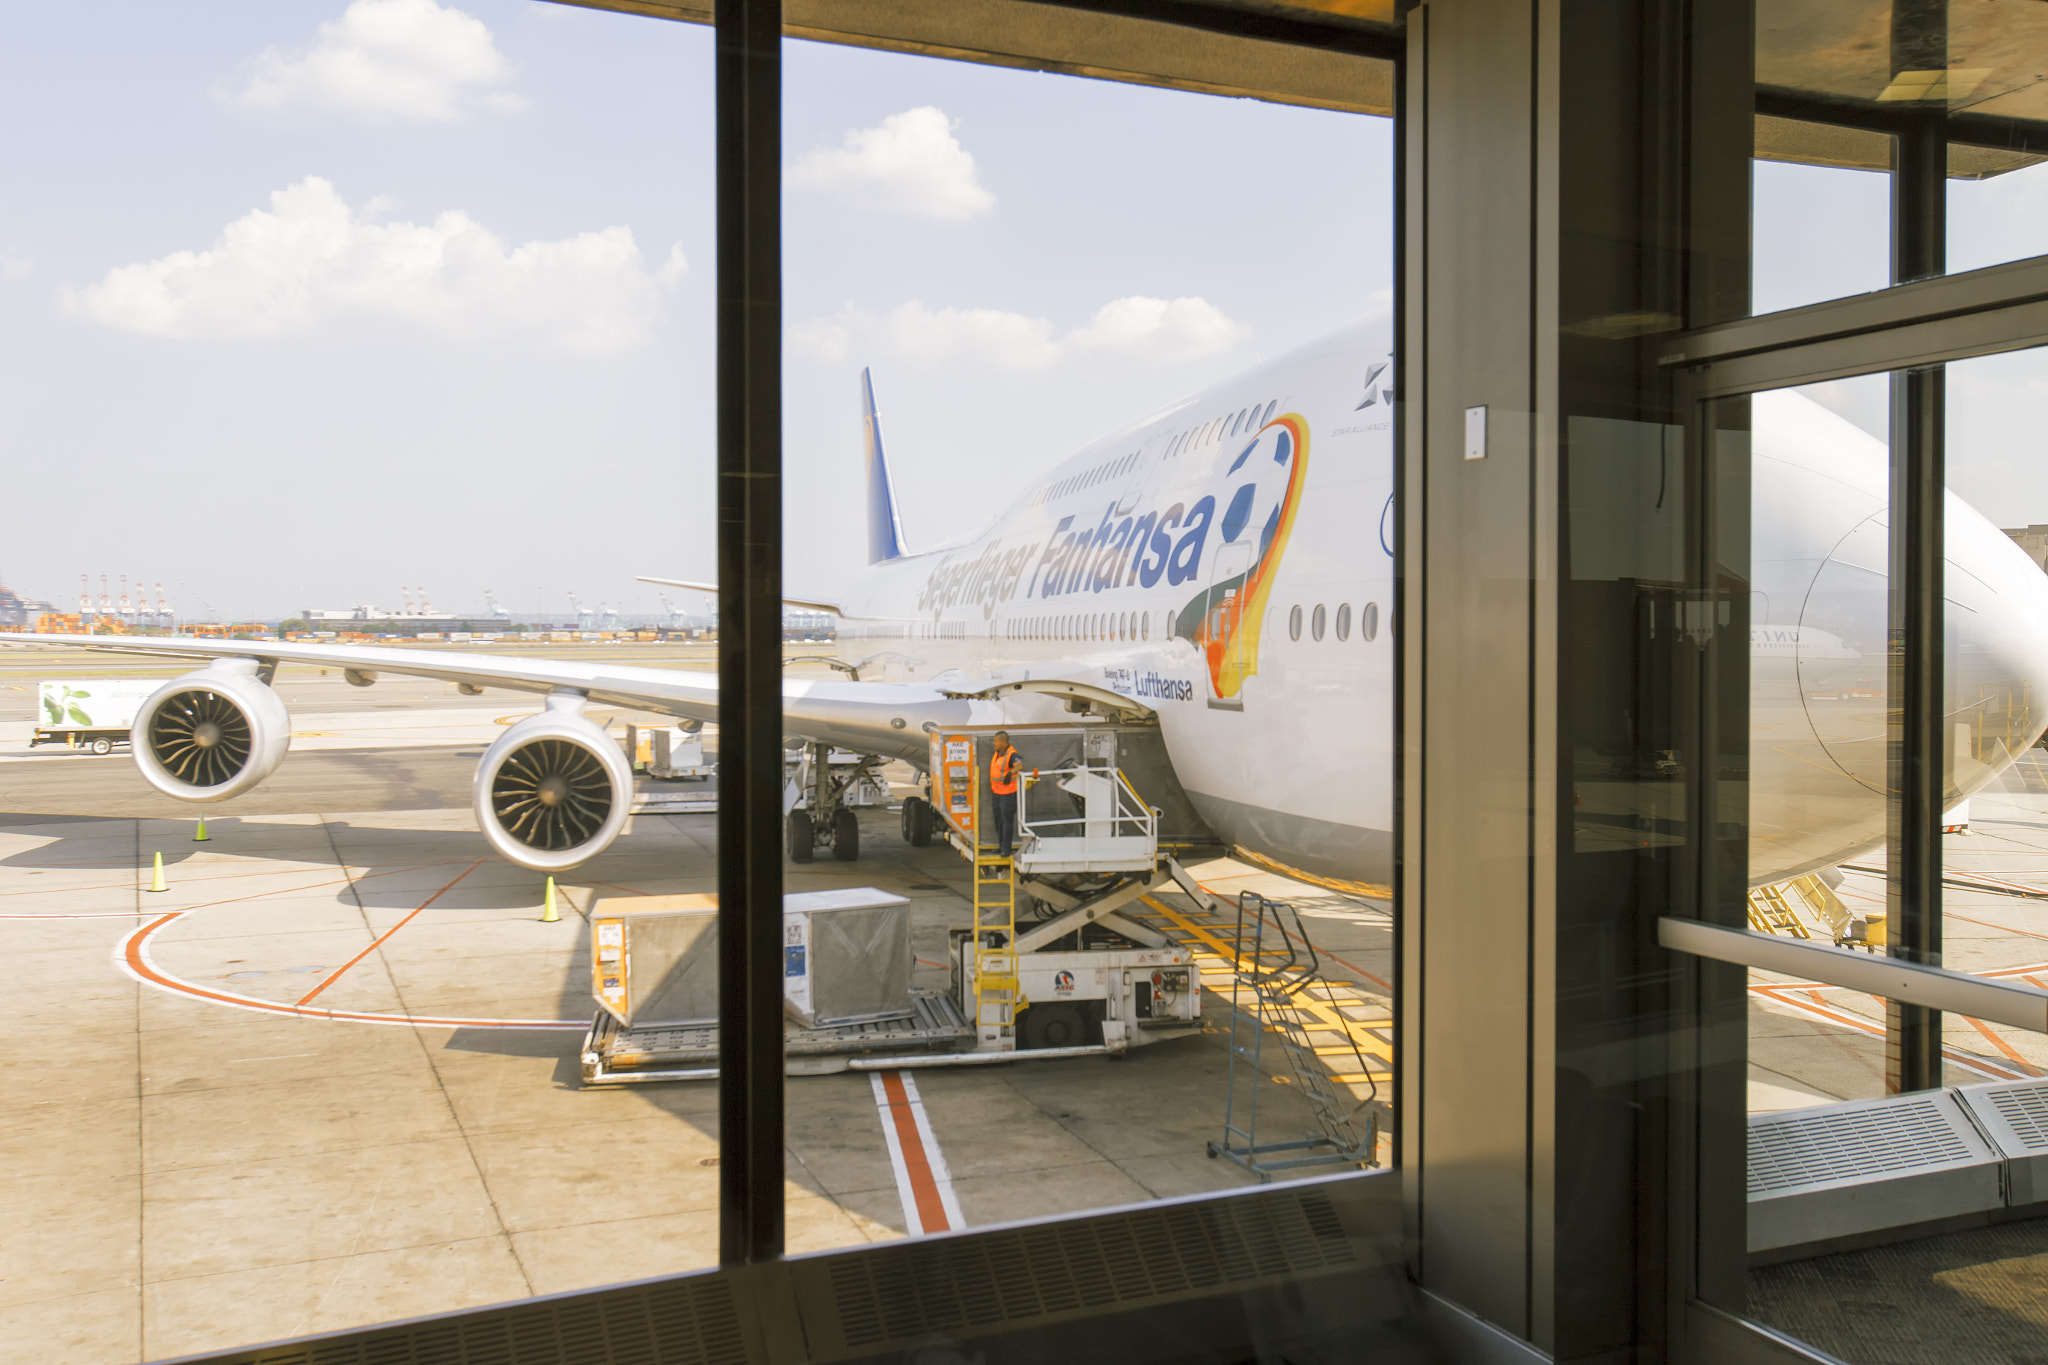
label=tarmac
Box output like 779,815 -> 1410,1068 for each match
21,645 -> 2048,1361
0,649 -> 1393,1364
1745,750 -> 2048,1107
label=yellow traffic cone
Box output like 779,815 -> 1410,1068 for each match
147,852 -> 167,893
541,876 -> 560,922
193,816 -> 209,843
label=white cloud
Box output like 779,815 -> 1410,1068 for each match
787,107 -> 995,223
1068,296 -> 1242,360
68,177 -> 684,352
791,302 -> 1056,371
790,295 -> 1240,370
234,0 -> 520,121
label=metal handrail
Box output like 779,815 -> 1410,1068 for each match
1016,765 -> 1160,847
1659,916 -> 2048,1032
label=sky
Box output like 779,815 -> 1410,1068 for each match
6,5 -> 2048,622
0,0 -> 1391,622
1756,154 -> 2048,523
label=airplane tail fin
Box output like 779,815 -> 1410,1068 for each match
863,368 -> 908,564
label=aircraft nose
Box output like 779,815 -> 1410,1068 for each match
1756,490 -> 2048,886
1943,488 -> 2048,794
1749,390 -> 2048,885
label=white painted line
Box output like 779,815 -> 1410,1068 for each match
870,1069 -> 964,1235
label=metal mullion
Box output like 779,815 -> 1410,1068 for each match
1663,253 -> 2048,379
1887,358 -> 1946,1093
1676,301 -> 2048,399
1885,34 -> 1947,1090
716,0 -> 785,1267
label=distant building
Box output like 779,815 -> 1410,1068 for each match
783,609 -> 835,641
0,581 -> 57,629
2005,525 -> 2048,572
302,606 -> 472,634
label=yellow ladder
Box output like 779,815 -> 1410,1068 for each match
972,854 -> 1021,1048
1747,882 -> 1813,938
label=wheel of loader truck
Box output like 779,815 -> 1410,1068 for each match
1021,1002 -> 1086,1050
787,809 -> 815,863
90,737 -> 113,755
833,808 -> 860,861
902,795 -> 934,847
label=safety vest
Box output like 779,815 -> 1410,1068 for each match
989,748 -> 1020,795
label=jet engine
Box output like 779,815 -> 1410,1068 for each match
133,658 -> 291,802
473,694 -> 632,872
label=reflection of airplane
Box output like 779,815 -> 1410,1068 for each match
1746,390 -> 2048,883
8,328 -> 2048,889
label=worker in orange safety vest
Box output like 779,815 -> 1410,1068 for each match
989,731 -> 1021,858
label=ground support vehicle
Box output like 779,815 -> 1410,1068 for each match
29,679 -> 157,753
580,722 -> 1218,1084
623,723 -> 711,780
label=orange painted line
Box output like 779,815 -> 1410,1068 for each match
1944,910 -> 2048,938
877,1069 -> 950,1234
1960,1014 -> 2043,1076
118,910 -> 582,1029
92,861 -> 458,924
1752,985 -> 2026,1082
297,860 -> 483,1005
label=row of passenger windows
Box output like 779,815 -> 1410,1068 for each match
844,621 -> 965,640
1165,399 -> 1278,460
1030,398 -> 1284,509
1287,601 -> 1380,643
998,600 -> 1383,647
1005,612 -> 1157,643
1033,450 -> 1142,507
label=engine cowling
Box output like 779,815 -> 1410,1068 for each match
473,695 -> 632,872
133,659 -> 290,802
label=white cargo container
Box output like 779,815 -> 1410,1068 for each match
31,679 -> 160,753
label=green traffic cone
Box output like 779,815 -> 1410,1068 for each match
193,816 -> 209,843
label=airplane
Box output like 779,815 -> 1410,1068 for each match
7,322 -> 2048,892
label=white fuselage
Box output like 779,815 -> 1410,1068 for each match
838,326 -> 1395,887
818,325 -> 2048,891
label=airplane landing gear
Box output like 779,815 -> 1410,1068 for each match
786,741 -> 882,865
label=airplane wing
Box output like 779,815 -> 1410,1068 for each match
0,632 -> 969,763
636,576 -> 842,617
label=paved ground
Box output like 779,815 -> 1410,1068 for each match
1747,751 -> 2048,1110
0,680 -> 1391,1364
